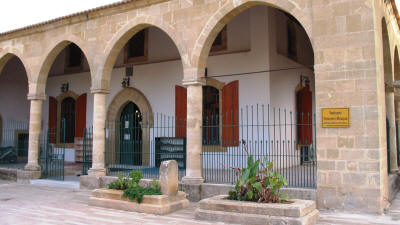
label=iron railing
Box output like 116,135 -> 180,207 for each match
82,127 -> 93,175
397,121 -> 400,168
387,118 -> 391,173
39,120 -> 66,180
0,120 -> 29,166
201,105 -> 317,188
104,112 -> 186,180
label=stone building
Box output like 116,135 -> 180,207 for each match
0,0 -> 399,214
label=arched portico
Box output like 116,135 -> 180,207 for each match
89,18 -> 186,176
182,1 -> 315,185
95,16 -> 189,92
190,0 -> 312,80
25,40 -> 92,173
32,39 -> 93,97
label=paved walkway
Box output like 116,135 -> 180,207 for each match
0,180 -> 400,225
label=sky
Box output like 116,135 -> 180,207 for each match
0,0 -> 121,33
0,0 -> 399,33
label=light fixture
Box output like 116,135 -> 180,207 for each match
122,66 -> 133,88
122,77 -> 130,88
61,82 -> 69,93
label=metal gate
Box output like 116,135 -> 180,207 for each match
82,127 -> 92,175
40,121 -> 65,180
387,118 -> 391,173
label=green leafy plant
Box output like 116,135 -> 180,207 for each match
108,172 -> 129,190
108,171 -> 162,203
121,170 -> 162,203
228,141 -> 289,203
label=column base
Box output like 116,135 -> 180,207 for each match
24,163 -> 41,171
88,168 -> 106,177
17,169 -> 42,183
182,176 -> 204,185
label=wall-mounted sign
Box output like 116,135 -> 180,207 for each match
322,108 -> 350,128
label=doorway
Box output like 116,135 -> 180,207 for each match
119,102 -> 142,165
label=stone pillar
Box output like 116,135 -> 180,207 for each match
182,78 -> 204,184
386,91 -> 398,172
88,89 -> 109,176
25,94 -> 45,171
25,95 -> 46,171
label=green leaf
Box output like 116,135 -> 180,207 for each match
248,190 -> 253,200
247,155 -> 255,167
253,182 -> 262,192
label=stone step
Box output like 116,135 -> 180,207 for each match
30,179 -> 80,189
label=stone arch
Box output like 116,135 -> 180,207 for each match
0,52 -> 30,82
107,87 -> 153,126
33,39 -> 92,97
382,18 -> 393,83
192,0 -> 313,78
96,15 -> 188,91
107,87 -> 153,167
394,46 -> 400,81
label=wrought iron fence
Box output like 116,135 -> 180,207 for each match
387,118 -> 391,173
82,127 -> 93,175
39,121 -> 66,180
0,120 -> 29,166
104,112 -> 186,180
201,105 -> 317,188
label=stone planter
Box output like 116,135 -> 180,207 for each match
195,195 -> 319,225
90,188 -> 189,215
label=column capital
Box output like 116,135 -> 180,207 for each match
182,78 -> 205,87
91,88 -> 111,94
27,93 -> 46,100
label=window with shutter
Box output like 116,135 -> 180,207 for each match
49,97 -> 58,143
222,80 -> 239,147
175,85 -> 187,137
124,29 -> 149,63
75,93 -> 87,138
296,85 -> 313,146
203,86 -> 220,145
210,26 -> 227,53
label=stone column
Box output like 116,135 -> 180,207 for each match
386,91 -> 398,172
396,100 -> 400,168
88,89 -> 109,176
25,94 -> 45,171
182,78 -> 204,184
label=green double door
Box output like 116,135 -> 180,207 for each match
120,102 -> 142,165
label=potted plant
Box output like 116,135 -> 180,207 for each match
90,160 -> 189,215
195,143 -> 319,225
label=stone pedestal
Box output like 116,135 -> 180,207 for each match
88,90 -> 109,177
159,160 -> 178,196
89,160 -> 188,214
196,195 -> 319,225
90,189 -> 188,215
25,96 -> 44,172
